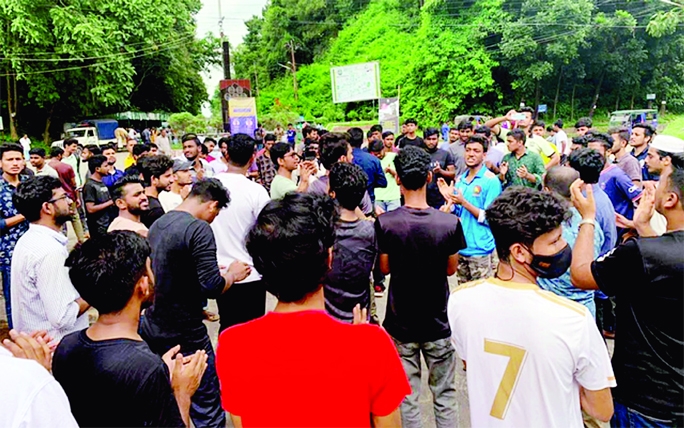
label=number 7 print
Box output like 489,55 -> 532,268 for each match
484,339 -> 528,420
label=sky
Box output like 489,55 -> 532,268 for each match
196,0 -> 268,107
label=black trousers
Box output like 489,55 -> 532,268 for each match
216,280 -> 266,333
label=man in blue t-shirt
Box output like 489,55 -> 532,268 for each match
587,134 -> 642,223
630,123 -> 658,182
286,123 -> 297,147
438,135 -> 502,284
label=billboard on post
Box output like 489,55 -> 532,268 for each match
228,98 -> 258,138
379,98 -> 400,134
330,62 -> 381,104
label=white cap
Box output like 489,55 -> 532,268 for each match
651,135 -> 684,154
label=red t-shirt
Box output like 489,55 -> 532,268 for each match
216,310 -> 410,427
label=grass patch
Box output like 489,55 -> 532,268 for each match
661,115 -> 684,139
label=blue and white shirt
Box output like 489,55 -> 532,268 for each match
0,175 -> 29,268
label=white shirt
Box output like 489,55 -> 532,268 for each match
554,129 -> 570,155
155,135 -> 171,155
11,224 -> 89,342
159,190 -> 184,212
0,347 -> 78,428
448,278 -> 615,428
34,164 -> 59,179
211,172 -> 270,283
209,159 -> 228,175
19,137 -> 31,157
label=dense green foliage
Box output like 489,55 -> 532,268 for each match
0,0 -> 220,141
233,0 -> 684,126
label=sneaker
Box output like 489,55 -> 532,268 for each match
374,284 -> 385,298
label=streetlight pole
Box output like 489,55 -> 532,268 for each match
286,40 -> 299,101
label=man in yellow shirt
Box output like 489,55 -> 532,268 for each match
123,139 -> 137,169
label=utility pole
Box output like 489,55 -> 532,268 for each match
286,40 -> 299,101
218,0 -> 231,132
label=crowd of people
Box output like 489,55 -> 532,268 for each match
0,110 -> 682,428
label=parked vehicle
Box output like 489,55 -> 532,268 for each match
51,119 -> 118,148
609,109 -> 658,130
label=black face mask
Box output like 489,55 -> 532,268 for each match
524,244 -> 572,279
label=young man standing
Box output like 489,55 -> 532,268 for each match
553,119 -> 570,156
269,142 -> 315,200
48,146 -> 85,243
179,134 -> 213,180
107,176 -> 150,237
609,127 -> 642,186
570,168 -> 684,427
499,129 -> 545,190
0,144 -> 29,327
630,123 -> 658,182
211,134 -> 270,333
325,162 -> 377,322
447,126 -> 468,177
371,140 -> 402,212
139,155 -> 175,229
123,138 -> 137,169
83,155 -> 116,238
28,148 -> 58,178
255,133 -> 277,192
11,176 -> 89,341
62,139 -> 83,188
440,135 -> 502,283
159,160 -> 192,212
286,123 -> 297,147
101,144 -> 125,187
348,127 -> 387,205
155,128 -> 172,155
575,117 -> 593,136
423,127 -> 456,209
54,231 -> 207,427
217,192 -> 409,427
139,179 -> 251,428
529,120 -> 560,169
375,146 -> 466,428
396,119 -> 424,149
449,187 -> 615,427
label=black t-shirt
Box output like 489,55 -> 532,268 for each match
591,231 -> 684,420
142,211 -> 226,340
427,149 -> 456,209
398,135 -> 424,149
83,178 -> 115,237
375,206 -> 465,342
141,195 -> 165,228
52,330 -> 183,427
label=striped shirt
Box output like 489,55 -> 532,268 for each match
10,224 -> 88,341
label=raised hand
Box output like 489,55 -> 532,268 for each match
570,179 -> 596,221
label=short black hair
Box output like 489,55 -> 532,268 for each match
181,134 -> 200,145
264,133 -> 277,142
574,117 -> 593,129
347,127 -> 364,148
139,155 -> 174,183
203,137 -> 216,145
246,193 -> 337,303
404,118 -> 418,126
568,148 -> 604,184
132,144 -> 149,157
101,144 -> 117,153
227,133 -> 256,167
63,138 -> 79,148
486,187 -> 571,262
319,133 -> 350,170
666,166 -> 684,210
84,144 -> 101,155
519,106 -> 535,116
270,142 -> 292,166
188,178 -> 231,209
29,148 -> 46,158
369,140 -> 384,153
608,127 -> 630,145
382,131 -> 394,139
200,143 -> 209,156
457,120 -> 474,131
218,137 -> 230,150
366,129 -> 375,139
149,143 -> 158,150
88,155 -> 108,174
329,163 -> 368,211
466,135 -> 489,152
13,176 -> 64,222
572,136 -> 588,148
302,126 -> 316,139
0,143 -> 24,159
370,124 -> 383,134
111,175 -> 145,201
531,120 -> 546,129
474,125 -> 491,137
585,132 -> 614,153
554,119 -> 564,128
424,127 -> 440,139
395,146 -> 431,190
50,146 -> 64,158
508,128 -> 527,143
632,123 -> 656,137
66,231 -> 151,314
543,166 -> 580,199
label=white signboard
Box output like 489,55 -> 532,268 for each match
330,62 -> 381,104
646,93 -> 656,100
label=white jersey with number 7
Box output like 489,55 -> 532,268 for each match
448,278 -> 616,428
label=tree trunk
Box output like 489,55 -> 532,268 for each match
43,104 -> 55,144
630,90 -> 636,109
571,84 -> 576,122
588,70 -> 606,118
533,80 -> 541,117
6,73 -> 18,140
553,67 -> 563,121
615,94 -> 620,112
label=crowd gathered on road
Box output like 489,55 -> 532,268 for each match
0,109 -> 682,428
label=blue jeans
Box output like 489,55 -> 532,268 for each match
611,401 -> 680,427
377,199 -> 401,212
392,337 -> 458,428
1,266 -> 11,328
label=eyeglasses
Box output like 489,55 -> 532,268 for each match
47,194 -> 70,204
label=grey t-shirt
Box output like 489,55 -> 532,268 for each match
83,178 -> 115,238
309,176 -> 373,216
616,154 -> 642,183
448,142 -> 467,177
323,219 -> 377,323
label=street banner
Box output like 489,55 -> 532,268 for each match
379,97 -> 399,134
228,97 -> 258,138
331,62 -> 381,104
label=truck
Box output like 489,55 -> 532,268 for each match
51,119 -> 118,149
